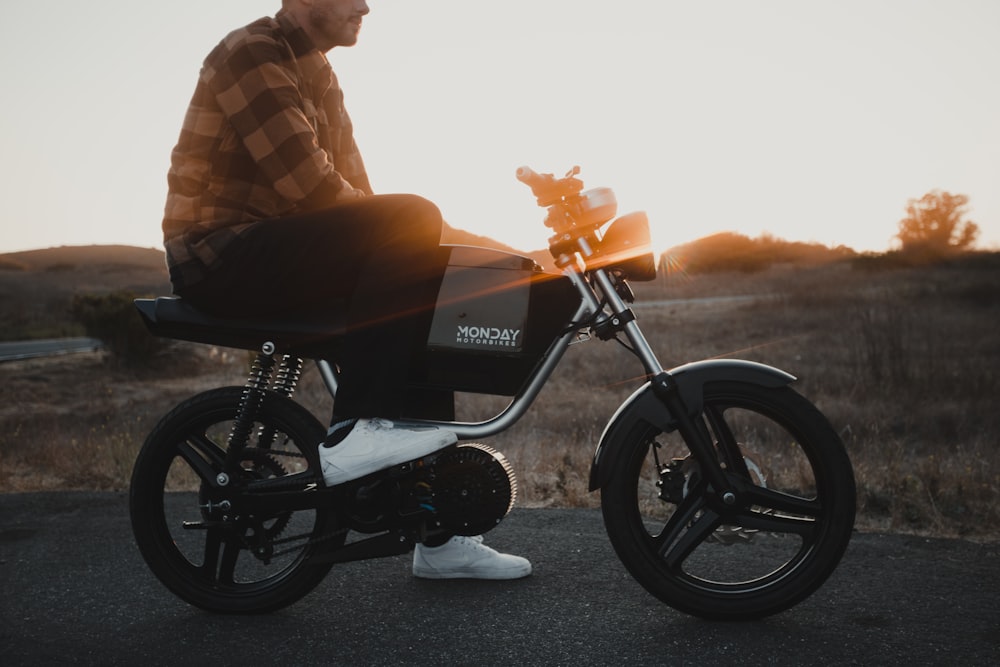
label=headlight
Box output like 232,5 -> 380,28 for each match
588,211 -> 657,281
573,188 -> 618,228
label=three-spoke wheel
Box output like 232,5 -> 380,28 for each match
601,381 -> 856,620
130,387 -> 339,613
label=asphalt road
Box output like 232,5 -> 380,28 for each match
1,492 -> 997,666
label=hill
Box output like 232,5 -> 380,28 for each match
0,228 -> 549,342
663,231 -> 856,274
0,244 -> 168,273
0,245 -> 172,341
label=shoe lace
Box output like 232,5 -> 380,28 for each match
455,535 -> 485,547
366,418 -> 395,431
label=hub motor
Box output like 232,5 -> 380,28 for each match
425,443 -> 517,536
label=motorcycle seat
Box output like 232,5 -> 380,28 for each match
134,297 -> 347,355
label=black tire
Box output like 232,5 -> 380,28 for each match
130,387 -> 339,613
600,381 -> 856,620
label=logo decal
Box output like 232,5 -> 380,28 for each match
455,325 -> 522,349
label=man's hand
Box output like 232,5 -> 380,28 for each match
336,186 -> 367,202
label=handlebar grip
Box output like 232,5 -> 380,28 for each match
516,166 -> 549,188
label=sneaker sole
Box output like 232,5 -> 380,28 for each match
412,565 -> 532,580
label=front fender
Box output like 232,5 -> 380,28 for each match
588,359 -> 796,491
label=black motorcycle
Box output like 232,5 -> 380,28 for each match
130,166 -> 856,620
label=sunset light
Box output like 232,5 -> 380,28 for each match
4,4 -> 1000,653
1,0 -> 997,255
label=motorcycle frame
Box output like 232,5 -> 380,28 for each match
312,239 -> 664,440
304,227 -> 735,498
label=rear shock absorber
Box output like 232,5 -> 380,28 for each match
272,355 -> 303,398
252,354 -> 304,451
220,343 -> 277,481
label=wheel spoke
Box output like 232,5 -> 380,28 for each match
734,508 -> 818,539
743,485 -> 822,518
217,539 -> 241,585
177,433 -> 226,484
201,525 -> 223,578
199,524 -> 243,584
658,505 -> 722,570
651,488 -> 720,570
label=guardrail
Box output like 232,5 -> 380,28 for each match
0,338 -> 103,362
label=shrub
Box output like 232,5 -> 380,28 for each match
70,290 -> 163,366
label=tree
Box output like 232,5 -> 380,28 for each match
895,190 -> 979,258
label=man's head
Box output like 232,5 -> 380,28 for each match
284,0 -> 370,52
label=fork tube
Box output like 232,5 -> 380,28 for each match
650,371 -> 734,497
590,267 -> 664,376
573,236 -> 664,376
563,263 -> 604,316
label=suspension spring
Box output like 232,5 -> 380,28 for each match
250,355 -> 304,451
273,356 -> 303,398
222,347 -> 277,477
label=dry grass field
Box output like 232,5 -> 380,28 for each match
1,246 -> 998,541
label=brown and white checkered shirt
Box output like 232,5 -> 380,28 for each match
162,10 -> 371,289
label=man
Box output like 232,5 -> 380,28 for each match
162,0 -> 530,580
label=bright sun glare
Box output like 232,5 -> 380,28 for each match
0,1 -> 997,255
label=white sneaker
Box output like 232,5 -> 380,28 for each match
412,535 -> 532,580
320,418 -> 457,486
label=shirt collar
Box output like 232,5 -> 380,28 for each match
275,9 -> 333,90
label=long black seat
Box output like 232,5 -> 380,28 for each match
134,297 -> 347,355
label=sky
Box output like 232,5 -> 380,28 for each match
1,0 -> 998,256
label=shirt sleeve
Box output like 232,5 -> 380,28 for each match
207,37 -> 351,204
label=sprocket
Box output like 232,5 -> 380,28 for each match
198,448 -> 294,545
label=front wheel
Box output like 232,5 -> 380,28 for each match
130,387 -> 339,613
600,381 -> 856,620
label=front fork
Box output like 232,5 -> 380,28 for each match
649,372 -> 735,503
587,265 -> 735,501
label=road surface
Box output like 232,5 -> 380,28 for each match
1,492 -> 997,665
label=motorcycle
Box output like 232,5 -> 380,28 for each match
130,166 -> 856,620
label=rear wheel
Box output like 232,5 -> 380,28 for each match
601,381 -> 856,620
130,387 -> 340,613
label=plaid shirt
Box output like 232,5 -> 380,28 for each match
162,10 -> 371,289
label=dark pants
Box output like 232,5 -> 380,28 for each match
176,194 -> 453,421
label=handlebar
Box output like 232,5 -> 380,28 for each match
515,164 -> 652,281
516,165 -> 584,206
